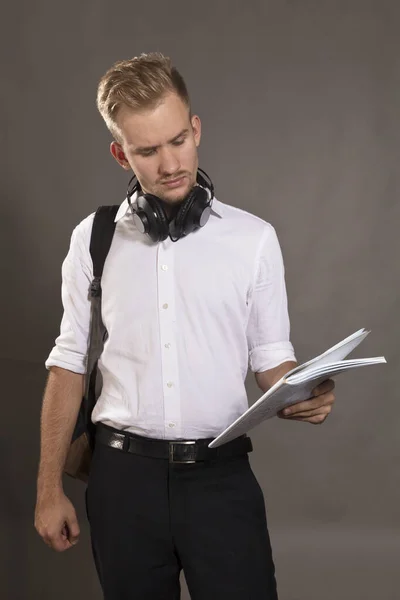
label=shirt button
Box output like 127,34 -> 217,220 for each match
168,422 -> 175,428
165,343 -> 171,349
161,264 -> 168,271
167,381 -> 173,388
163,303 -> 169,309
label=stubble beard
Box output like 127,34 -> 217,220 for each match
156,175 -> 196,205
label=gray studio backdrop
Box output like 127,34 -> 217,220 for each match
1,1 -> 399,599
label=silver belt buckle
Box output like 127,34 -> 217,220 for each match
169,440 -> 196,463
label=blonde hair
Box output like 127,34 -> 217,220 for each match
96,52 -> 191,141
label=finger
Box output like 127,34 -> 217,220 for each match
285,413 -> 328,424
45,532 -> 73,552
278,398 -> 321,416
284,405 -> 332,419
281,391 -> 335,417
53,539 -> 73,552
312,378 -> 335,397
65,516 -> 80,544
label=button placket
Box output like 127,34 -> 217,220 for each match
157,242 -> 181,436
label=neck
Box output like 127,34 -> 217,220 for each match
160,200 -> 182,220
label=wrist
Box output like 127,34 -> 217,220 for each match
37,472 -> 64,497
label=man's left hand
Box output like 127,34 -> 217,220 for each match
277,378 -> 336,424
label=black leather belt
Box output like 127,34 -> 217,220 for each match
96,423 -> 253,463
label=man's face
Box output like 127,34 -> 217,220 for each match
110,92 -> 201,206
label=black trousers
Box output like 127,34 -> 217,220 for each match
85,428 -> 278,600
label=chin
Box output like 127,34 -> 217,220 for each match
158,181 -> 194,204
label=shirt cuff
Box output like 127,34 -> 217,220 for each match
45,347 -> 87,374
249,341 -> 296,373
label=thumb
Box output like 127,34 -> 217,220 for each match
65,514 -> 80,544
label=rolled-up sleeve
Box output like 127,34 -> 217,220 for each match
45,215 -> 94,374
246,224 -> 296,373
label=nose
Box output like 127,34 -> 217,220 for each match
158,147 -> 181,178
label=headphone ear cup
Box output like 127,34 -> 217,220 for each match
171,186 -> 210,238
138,194 -> 170,242
173,191 -> 196,233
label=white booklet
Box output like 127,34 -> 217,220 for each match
208,328 -> 386,448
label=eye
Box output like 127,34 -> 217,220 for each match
172,139 -> 185,146
141,149 -> 156,157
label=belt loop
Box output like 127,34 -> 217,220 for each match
122,433 -> 130,452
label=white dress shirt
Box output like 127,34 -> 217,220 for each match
45,192 -> 296,440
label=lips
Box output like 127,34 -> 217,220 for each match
162,176 -> 186,188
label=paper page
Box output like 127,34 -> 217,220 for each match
209,355 -> 386,448
288,357 -> 386,384
287,329 -> 370,378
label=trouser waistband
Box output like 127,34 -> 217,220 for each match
96,423 -> 253,463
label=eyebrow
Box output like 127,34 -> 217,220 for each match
133,128 -> 189,154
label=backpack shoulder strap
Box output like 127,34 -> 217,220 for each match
89,205 -> 120,297
77,204 -> 120,446
71,205 -> 120,447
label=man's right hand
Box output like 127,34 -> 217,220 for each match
35,490 -> 80,552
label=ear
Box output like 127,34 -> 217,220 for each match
110,141 -> 131,170
191,114 -> 201,148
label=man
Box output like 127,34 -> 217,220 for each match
35,52 -> 335,599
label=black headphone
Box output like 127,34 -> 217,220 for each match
126,168 -> 215,243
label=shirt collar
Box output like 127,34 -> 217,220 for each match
114,190 -> 224,223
